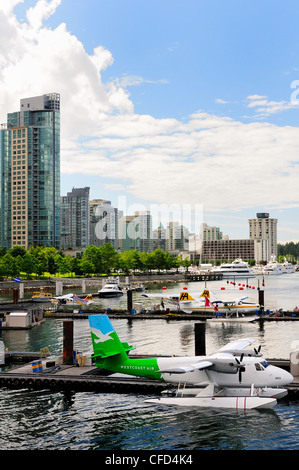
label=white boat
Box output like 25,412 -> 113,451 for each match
98,278 -> 123,298
263,261 -> 284,275
282,261 -> 296,274
211,259 -> 255,278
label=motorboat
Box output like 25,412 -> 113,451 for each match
211,259 -> 255,278
31,290 -> 53,302
263,261 -> 284,275
98,278 -> 124,298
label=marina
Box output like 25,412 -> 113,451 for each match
0,273 -> 298,450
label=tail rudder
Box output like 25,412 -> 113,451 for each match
89,314 -> 134,360
179,292 -> 195,302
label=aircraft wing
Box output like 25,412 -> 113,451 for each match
142,293 -> 164,298
216,338 -> 255,353
233,296 -> 248,302
52,294 -> 73,300
159,361 -> 213,374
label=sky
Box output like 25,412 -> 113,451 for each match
1,0 -> 299,242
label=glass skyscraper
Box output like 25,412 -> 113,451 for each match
0,93 -> 60,249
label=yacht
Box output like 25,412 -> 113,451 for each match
263,261 -> 284,275
282,261 -> 296,274
98,278 -> 124,298
211,259 -> 255,278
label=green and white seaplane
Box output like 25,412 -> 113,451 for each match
88,314 -> 293,410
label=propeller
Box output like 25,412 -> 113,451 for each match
254,345 -> 262,356
235,354 -> 246,383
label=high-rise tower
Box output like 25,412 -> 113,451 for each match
248,212 -> 277,262
0,93 -> 60,249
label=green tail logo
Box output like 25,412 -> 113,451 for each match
88,314 -> 161,379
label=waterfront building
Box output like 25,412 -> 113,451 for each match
152,223 -> 167,251
60,187 -> 90,250
166,221 -> 189,253
89,199 -> 118,249
118,211 -> 153,252
188,223 -> 222,262
0,93 -> 60,249
201,223 -> 222,241
201,239 -> 255,262
248,212 -> 278,262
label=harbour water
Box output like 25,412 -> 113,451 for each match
0,274 -> 299,451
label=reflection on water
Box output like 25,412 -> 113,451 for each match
0,388 -> 297,450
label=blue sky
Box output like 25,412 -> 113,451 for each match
2,0 -> 299,242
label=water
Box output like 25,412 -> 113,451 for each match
0,274 -> 299,450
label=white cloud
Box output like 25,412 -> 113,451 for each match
0,1 -> 299,218
246,95 -> 298,116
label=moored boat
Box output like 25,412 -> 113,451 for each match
31,290 -> 53,302
211,259 -> 255,278
98,278 -> 123,298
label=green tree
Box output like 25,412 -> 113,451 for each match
80,259 -> 95,276
99,243 -> 120,274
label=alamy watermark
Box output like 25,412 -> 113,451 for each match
290,80 -> 299,104
94,196 -> 203,240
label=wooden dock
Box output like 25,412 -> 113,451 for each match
185,273 -> 223,281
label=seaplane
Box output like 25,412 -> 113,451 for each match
88,314 -> 293,410
179,290 -> 260,321
51,293 -> 95,306
142,291 -> 180,305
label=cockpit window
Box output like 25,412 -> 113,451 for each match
255,361 -> 269,371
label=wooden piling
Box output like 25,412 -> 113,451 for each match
194,322 -> 206,356
127,289 -> 133,313
63,320 -> 74,365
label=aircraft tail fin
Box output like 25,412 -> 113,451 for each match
89,314 -> 134,360
179,292 -> 195,302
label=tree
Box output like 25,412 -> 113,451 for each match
99,243 -> 120,274
20,253 -> 36,278
9,246 -> 27,258
80,260 -> 95,277
1,253 -> 19,277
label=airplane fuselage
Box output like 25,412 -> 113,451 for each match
95,354 -> 293,389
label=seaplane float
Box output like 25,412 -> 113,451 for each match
88,314 -> 293,410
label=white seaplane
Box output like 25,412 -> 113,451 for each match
89,314 -> 293,410
51,293 -> 95,306
142,291 -> 180,305
179,290 -> 259,321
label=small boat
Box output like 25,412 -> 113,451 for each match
133,284 -> 145,292
31,290 -> 53,302
98,278 -> 123,298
